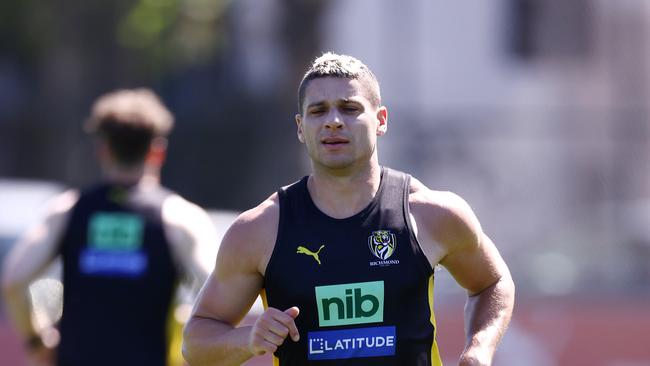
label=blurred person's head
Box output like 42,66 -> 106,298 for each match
295,52 -> 387,172
84,88 -> 174,180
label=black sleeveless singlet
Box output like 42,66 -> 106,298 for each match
264,167 -> 443,365
57,183 -> 178,366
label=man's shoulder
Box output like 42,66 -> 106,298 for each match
217,193 -> 280,274
44,189 -> 80,218
161,193 -> 209,225
408,177 -> 467,212
407,177 -> 482,251
229,193 -> 280,241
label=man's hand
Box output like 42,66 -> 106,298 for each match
248,307 -> 300,355
27,345 -> 55,366
25,331 -> 57,366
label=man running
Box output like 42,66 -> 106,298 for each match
183,53 -> 515,366
2,88 -> 218,366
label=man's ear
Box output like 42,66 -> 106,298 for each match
146,137 -> 168,167
295,113 -> 305,143
376,106 -> 388,136
96,138 -> 112,164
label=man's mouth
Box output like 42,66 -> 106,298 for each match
321,137 -> 349,145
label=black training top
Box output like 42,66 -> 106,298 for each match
263,167 -> 443,365
57,183 -> 178,366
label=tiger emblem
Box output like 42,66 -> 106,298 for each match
368,230 -> 397,260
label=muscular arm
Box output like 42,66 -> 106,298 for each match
182,195 -> 299,366
163,194 -> 220,286
459,237 -> 514,365
443,232 -> 514,365
410,183 -> 515,366
1,190 -> 78,340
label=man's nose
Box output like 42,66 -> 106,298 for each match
324,110 -> 343,129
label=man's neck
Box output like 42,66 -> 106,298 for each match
308,161 -> 382,219
103,164 -> 160,187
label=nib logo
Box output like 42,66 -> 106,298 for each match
315,281 -> 384,327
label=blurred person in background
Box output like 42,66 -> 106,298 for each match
183,53 -> 515,366
1,88 -> 218,366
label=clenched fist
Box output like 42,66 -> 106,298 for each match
248,306 -> 300,355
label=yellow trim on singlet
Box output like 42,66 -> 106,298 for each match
166,301 -> 183,366
428,274 -> 443,366
166,279 -> 184,366
261,288 -> 269,309
260,289 -> 280,366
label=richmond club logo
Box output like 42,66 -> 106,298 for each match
368,230 -> 397,260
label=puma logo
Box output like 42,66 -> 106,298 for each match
296,245 -> 325,265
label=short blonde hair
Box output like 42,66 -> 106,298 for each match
297,52 -> 381,113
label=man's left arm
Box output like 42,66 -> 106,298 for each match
162,194 -> 220,288
445,233 -> 515,366
415,190 -> 515,366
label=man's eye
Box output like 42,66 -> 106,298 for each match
309,109 -> 324,116
342,106 -> 359,113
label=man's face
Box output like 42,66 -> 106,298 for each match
296,77 -> 387,171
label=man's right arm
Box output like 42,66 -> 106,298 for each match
1,189 -> 78,363
182,195 -> 300,366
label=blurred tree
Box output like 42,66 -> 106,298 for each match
0,0 -> 327,210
